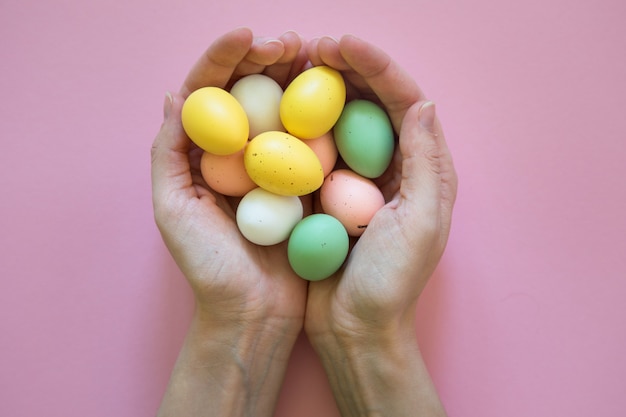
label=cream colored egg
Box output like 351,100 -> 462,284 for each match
236,187 -> 303,246
230,74 -> 285,139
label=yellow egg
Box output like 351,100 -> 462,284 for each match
280,66 -> 346,139
244,131 -> 324,196
181,87 -> 249,155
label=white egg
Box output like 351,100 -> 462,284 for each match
230,74 -> 285,139
236,187 -> 303,246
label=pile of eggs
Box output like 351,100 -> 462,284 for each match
181,66 -> 395,281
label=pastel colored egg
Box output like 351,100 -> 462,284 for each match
302,131 -> 338,177
320,169 -> 385,236
280,66 -> 346,139
181,87 -> 249,155
287,214 -> 349,281
236,188 -> 303,246
230,74 -> 285,139
333,99 -> 395,178
200,147 -> 257,197
244,131 -> 324,196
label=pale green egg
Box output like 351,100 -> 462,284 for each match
333,99 -> 395,178
287,214 -> 349,281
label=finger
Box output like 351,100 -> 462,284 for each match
246,38 -> 285,65
397,101 -> 457,238
263,31 -> 308,88
306,37 -> 324,67
307,36 -> 361,101
227,37 -> 285,86
338,35 -> 426,131
284,32 -> 311,86
318,36 -> 364,101
422,105 -> 458,237
317,36 -> 349,69
151,92 -> 195,207
179,27 -> 254,97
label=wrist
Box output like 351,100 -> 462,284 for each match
194,304 -> 303,346
158,312 -> 301,417
190,309 -> 301,388
308,320 -> 446,417
305,297 -> 418,349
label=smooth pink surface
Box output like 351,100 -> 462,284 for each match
1,0 -> 625,416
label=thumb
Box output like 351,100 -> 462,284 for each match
151,91 -> 192,205
163,91 -> 174,120
397,101 -> 442,221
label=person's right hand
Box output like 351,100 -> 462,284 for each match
303,35 -> 457,417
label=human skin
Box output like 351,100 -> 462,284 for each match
304,35 -> 456,416
151,27 -> 456,417
152,28 -> 310,417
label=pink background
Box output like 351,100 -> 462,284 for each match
1,0 -> 625,415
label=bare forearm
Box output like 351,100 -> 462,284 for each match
157,313 -> 300,417
311,327 -> 446,417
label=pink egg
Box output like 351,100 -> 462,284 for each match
320,169 -> 385,236
302,131 -> 338,177
200,146 -> 257,197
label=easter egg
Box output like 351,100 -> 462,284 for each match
333,99 -> 395,178
280,66 -> 346,139
236,187 -> 303,246
230,74 -> 285,139
287,214 -> 349,281
200,147 -> 256,197
181,87 -> 249,155
302,131 -> 338,178
244,131 -> 324,196
320,169 -> 385,236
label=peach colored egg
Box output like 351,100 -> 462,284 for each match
303,131 -> 338,177
200,147 -> 257,197
320,169 -> 385,236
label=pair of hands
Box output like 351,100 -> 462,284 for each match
152,27 -> 456,416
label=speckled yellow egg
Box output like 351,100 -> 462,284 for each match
244,131 -> 324,196
279,66 -> 346,139
181,87 -> 249,155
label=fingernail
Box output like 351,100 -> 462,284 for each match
280,30 -> 299,38
322,35 -> 339,44
343,33 -> 360,42
163,91 -> 173,120
418,101 -> 436,133
263,39 -> 284,47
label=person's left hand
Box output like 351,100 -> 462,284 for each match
152,28 -> 310,331
152,28 -> 311,417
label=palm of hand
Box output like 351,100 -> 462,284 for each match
163,143 -> 309,324
154,28 -> 312,326
303,35 -> 456,337
306,151 -> 419,335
